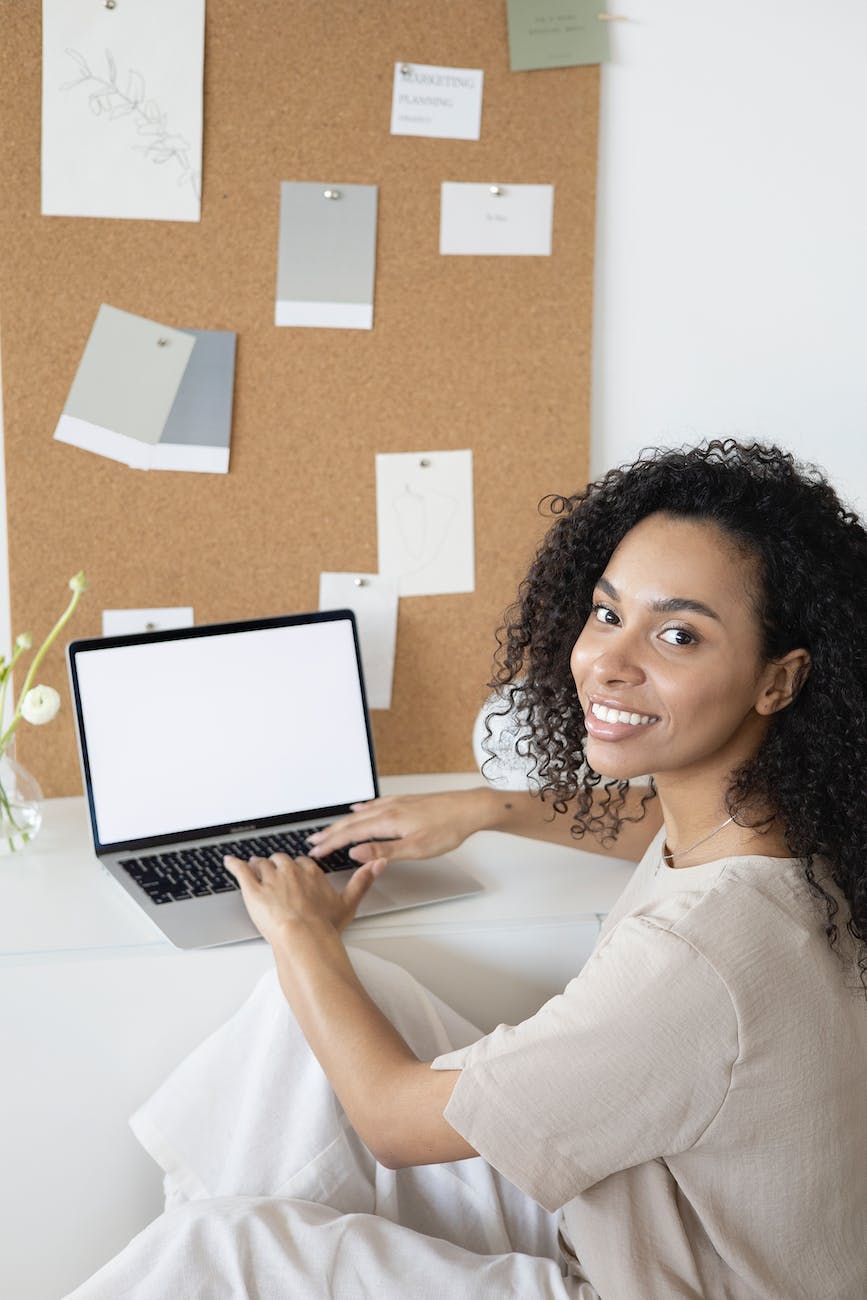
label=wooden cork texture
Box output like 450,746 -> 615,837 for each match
0,0 -> 597,797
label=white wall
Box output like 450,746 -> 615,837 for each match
2,1 -> 865,649
592,0 -> 867,515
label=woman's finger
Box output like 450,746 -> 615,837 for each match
339,859 -> 387,919
224,854 -> 261,885
347,837 -> 410,864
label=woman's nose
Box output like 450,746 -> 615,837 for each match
591,647 -> 646,687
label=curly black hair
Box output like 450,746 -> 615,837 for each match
489,439 -> 867,987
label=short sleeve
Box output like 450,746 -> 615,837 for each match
431,917 -> 739,1211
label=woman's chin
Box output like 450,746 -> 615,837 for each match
584,736 -> 650,782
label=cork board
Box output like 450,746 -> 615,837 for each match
0,1 -> 597,798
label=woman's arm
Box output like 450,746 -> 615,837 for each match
308,782 -> 662,866
224,851 -> 477,1170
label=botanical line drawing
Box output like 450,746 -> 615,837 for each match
391,481 -> 460,580
60,48 -> 200,200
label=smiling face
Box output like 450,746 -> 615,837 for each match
570,512 -> 778,787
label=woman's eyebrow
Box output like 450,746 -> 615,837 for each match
595,576 -> 721,622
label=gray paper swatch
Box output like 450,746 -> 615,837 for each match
56,304 -> 194,467
276,182 -> 378,329
156,329 -> 237,472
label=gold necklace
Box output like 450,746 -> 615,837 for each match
660,815 -> 736,868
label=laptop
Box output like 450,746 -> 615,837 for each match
67,609 -> 482,948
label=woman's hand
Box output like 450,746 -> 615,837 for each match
223,852 -> 386,947
305,788 -> 500,866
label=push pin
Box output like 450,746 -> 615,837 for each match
400,64 -> 412,76
156,337 -> 169,347
489,185 -> 504,197
323,188 -> 341,200
353,577 -> 368,587
105,0 -> 117,9
145,622 -> 156,632
419,457 -> 431,468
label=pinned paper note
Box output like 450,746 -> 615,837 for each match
53,306 -> 236,473
42,0 -> 204,220
376,451 -> 475,597
390,62 -> 483,140
102,608 -> 194,637
319,575 -> 399,709
506,0 -> 610,72
276,183 -> 378,329
440,183 -> 554,256
54,306 -> 195,468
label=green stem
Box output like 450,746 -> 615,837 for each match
0,768 -> 27,852
0,643 -> 26,736
0,585 -> 84,751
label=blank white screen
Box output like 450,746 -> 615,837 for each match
74,619 -> 376,845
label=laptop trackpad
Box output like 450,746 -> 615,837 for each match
330,858 -> 482,917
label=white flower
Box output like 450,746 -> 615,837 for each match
21,685 -> 61,726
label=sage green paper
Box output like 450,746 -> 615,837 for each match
507,0 -> 610,72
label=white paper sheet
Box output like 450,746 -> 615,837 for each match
102,608 -> 195,637
440,182 -> 554,256
318,574 -> 399,709
42,0 -> 205,221
375,451 -> 475,597
390,62 -> 483,141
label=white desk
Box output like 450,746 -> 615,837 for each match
0,774 -> 634,1300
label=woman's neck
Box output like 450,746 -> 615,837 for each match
654,780 -> 792,868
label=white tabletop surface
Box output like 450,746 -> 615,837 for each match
0,773 -> 635,961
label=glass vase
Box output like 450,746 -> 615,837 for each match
0,748 -> 43,855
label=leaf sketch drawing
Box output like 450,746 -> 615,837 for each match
61,49 -> 201,200
391,482 -> 460,580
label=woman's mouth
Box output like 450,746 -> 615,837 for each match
585,701 -> 660,740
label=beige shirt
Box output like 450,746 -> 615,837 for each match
432,827 -> 867,1299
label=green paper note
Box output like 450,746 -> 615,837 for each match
507,0 -> 611,72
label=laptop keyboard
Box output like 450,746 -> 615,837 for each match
119,826 -> 357,907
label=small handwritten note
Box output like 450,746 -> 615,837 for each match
440,183 -> 554,256
507,0 -> 610,72
390,62 -> 483,140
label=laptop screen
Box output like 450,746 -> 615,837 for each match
69,613 -> 377,849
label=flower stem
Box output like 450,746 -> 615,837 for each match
0,643 -> 26,735
0,584 -> 85,751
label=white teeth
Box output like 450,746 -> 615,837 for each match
591,703 -> 655,726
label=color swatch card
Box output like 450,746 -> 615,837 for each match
376,451 -> 475,597
158,329 -> 236,473
506,0 -> 610,71
54,306 -> 236,474
319,574 -> 399,710
42,0 -> 204,220
390,62 -> 483,140
440,183 -> 554,256
276,183 -> 378,329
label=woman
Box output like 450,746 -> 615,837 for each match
68,441 -> 867,1299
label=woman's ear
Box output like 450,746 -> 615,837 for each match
756,649 -> 812,715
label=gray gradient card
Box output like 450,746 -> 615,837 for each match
507,0 -> 610,72
157,329 -> 237,473
54,304 -> 195,469
275,182 -> 378,329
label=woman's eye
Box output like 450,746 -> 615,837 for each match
592,603 -> 619,626
659,627 -> 696,647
